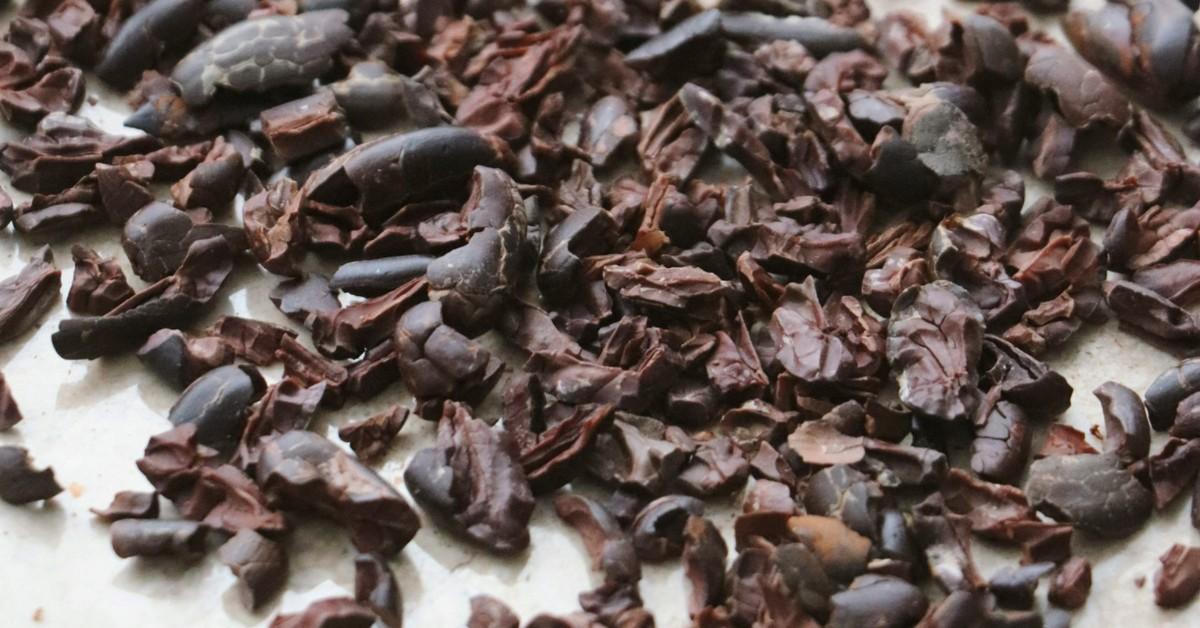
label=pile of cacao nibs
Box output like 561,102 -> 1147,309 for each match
3,0 -> 1200,625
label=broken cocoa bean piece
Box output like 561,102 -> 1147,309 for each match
243,179 -> 305,277
1025,453 -> 1153,538
332,61 -> 448,131
0,66 -> 84,127
1094,381 -> 1151,464
313,277 -> 427,359
53,237 -> 235,359
1146,359 -> 1200,431
331,256 -> 433,298
1105,279 -> 1200,345
338,405 -> 408,462
553,492 -> 641,585
218,529 -> 288,611
403,402 -> 534,554
0,372 -> 22,432
786,514 -> 871,584
260,92 -> 350,164
1048,556 -> 1091,610
276,335 -> 348,408
353,552 -> 401,628
630,494 -> 705,562
170,139 -> 246,212
887,281 -> 985,423
942,467 -> 1036,534
0,245 -> 60,343
1038,424 -> 1098,458
257,430 -> 418,555
519,403 -> 614,494
167,364 -> 266,454
67,245 -> 133,315
0,445 -> 62,505
91,491 -> 159,522
269,597 -> 376,628
911,494 -> 985,593
393,300 -> 504,415
468,595 -> 520,628
681,515 -> 727,617
95,0 -> 205,89
1,113 -> 160,195
137,329 -> 234,388
270,274 -> 341,327
13,201 -> 106,239
110,519 -> 207,558
826,574 -> 927,628
970,390 -> 1032,485
182,318 -> 276,367
1155,544 -> 1200,608
1147,437 -> 1200,510
122,201 -> 242,282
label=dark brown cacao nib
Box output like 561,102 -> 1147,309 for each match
91,491 -> 159,522
257,430 -> 420,556
1025,453 -> 1153,538
1155,544 -> 1200,608
887,281 -> 985,422
403,402 -> 534,554
218,529 -> 288,611
0,445 -> 62,504
0,245 -> 60,342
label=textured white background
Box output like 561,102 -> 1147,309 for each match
0,0 -> 1196,626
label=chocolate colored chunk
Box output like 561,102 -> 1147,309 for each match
137,329 -> 234,388
1146,359 -> 1200,431
0,446 -> 62,504
218,529 -> 287,610
331,61 -> 447,130
91,491 -> 159,522
168,364 -> 266,453
1105,280 -> 1200,344
261,92 -> 350,163
338,405 -> 408,461
298,126 -> 510,227
122,202 -> 243,282
1025,453 -> 1153,538
826,574 -> 927,628
681,516 -> 727,617
270,275 -> 341,326
404,402 -> 534,554
67,245 -> 133,315
1094,381 -> 1151,463
257,430 -> 420,555
0,372 -> 22,432
95,0 -> 205,88
1155,544 -> 1200,608
354,553 -> 401,627
887,281 -> 984,422
468,595 -> 519,628
630,495 -> 706,562
270,598 -> 375,628
110,519 -> 207,558
331,256 -> 433,297
53,237 -> 235,359
0,246 -> 60,342
1048,557 -> 1091,610
13,202 -> 105,238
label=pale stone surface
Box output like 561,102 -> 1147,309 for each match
0,0 -> 1196,626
